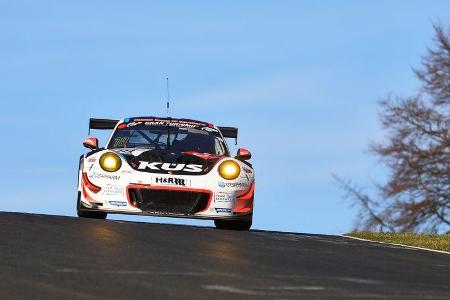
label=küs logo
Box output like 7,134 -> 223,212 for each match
138,162 -> 203,173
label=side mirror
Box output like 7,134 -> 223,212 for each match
236,148 -> 251,160
83,137 -> 98,150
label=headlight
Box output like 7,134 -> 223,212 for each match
218,160 -> 241,180
99,152 -> 122,172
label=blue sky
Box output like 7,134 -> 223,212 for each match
1,1 -> 449,234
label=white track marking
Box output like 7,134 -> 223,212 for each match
202,285 -> 265,295
342,235 -> 450,255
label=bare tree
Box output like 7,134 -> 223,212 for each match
336,25 -> 450,233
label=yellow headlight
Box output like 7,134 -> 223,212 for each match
218,160 -> 241,180
99,152 -> 122,172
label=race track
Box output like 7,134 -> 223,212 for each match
0,212 -> 449,299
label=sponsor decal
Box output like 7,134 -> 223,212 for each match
132,118 -> 155,122
144,121 -> 195,128
138,162 -> 203,173
126,121 -> 142,127
145,121 -> 164,125
128,118 -> 208,128
103,185 -> 124,196
215,192 -> 235,203
241,173 -> 250,181
87,157 -> 97,163
153,176 -> 189,187
242,167 -> 253,174
215,208 -> 232,213
183,151 -> 220,160
218,181 -> 248,188
109,201 -> 127,207
88,172 -> 120,181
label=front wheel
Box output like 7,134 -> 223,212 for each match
214,215 -> 252,230
76,192 -> 107,220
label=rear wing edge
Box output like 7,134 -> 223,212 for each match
88,118 -> 119,134
218,126 -> 238,145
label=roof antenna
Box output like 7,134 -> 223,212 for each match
166,77 -> 170,118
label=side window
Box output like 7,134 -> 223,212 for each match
214,138 -> 226,156
111,131 -> 129,147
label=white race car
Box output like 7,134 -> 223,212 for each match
77,117 -> 255,230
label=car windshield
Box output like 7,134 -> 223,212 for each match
107,124 -> 228,156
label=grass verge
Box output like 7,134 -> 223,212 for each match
346,232 -> 450,252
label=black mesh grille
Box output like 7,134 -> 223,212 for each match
128,188 -> 210,215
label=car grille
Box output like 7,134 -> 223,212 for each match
128,188 -> 211,215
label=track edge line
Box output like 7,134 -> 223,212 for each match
341,234 -> 450,255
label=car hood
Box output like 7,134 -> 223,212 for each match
112,148 -> 224,176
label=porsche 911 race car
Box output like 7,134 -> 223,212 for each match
77,117 -> 255,230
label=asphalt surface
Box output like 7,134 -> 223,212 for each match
0,212 -> 449,300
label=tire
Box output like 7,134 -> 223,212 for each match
214,214 -> 252,230
76,192 -> 107,220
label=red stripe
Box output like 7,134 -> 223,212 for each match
234,183 -> 255,213
82,172 -> 102,194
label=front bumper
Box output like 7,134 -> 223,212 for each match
80,179 -> 254,220
78,200 -> 252,221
